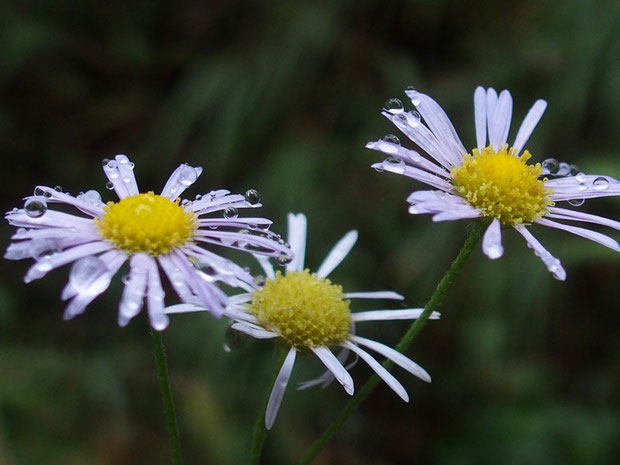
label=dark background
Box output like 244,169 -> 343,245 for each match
1,1 -> 619,464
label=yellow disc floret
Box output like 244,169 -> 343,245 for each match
96,192 -> 197,256
451,145 -> 553,225
249,270 -> 351,347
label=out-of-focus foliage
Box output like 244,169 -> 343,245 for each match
1,1 -> 619,464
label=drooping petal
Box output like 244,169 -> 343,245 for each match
146,259 -> 169,331
265,347 -> 297,430
160,163 -> 203,201
287,213 -> 307,272
118,254 -> 150,326
316,230 -> 358,278
365,140 -> 450,177
311,346 -> 354,395
350,335 -> 431,383
536,218 -> 620,252
514,225 -> 566,280
482,218 -> 504,259
343,341 -> 409,402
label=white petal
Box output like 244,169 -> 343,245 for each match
350,335 -> 431,383
482,218 -> 504,259
311,346 -> 354,395
190,193 -> 252,215
352,309 -> 440,322
30,186 -> 104,217
474,86 -> 487,150
343,341 -> 408,402
265,347 -> 297,430
24,241 -> 113,283
286,213 -> 307,272
147,259 -> 169,331
230,322 -> 279,339
160,163 -> 203,201
536,218 -> 620,252
512,100 -> 547,155
372,162 -> 454,191
6,209 -> 96,230
365,140 -> 450,177
316,230 -> 358,279
546,175 -> 620,201
164,303 -> 205,314
412,91 -> 466,164
485,88 -> 498,140
253,254 -> 275,280
489,90 -> 512,151
547,207 -> 620,231
114,154 -> 139,197
158,255 -> 195,303
431,207 -> 482,222
118,254 -> 150,326
102,157 -> 132,199
344,291 -> 404,300
514,225 -> 566,280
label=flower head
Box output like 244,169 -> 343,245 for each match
5,154 -> 292,329
369,87 -> 620,279
167,213 -> 437,428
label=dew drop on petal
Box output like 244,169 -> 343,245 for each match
383,98 -> 404,114
276,254 -> 293,266
223,324 -> 250,352
54,185 -> 63,192
373,164 -> 385,173
69,256 -> 112,296
569,164 -> 580,176
223,207 -> 238,219
575,172 -> 587,183
102,158 -> 110,166
593,177 -> 609,191
244,189 -> 261,205
178,164 -> 199,187
541,158 -> 559,175
557,162 -> 571,176
381,134 -> 401,145
383,157 -> 406,174
577,183 -> 587,192
105,182 -> 114,190
77,190 -> 102,206
24,198 -> 47,218
254,274 -> 266,287
568,198 -> 585,206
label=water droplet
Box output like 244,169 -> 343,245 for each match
15,228 -> 27,237
128,162 -> 135,169
195,194 -> 202,201
109,171 -> 119,180
181,199 -> 191,206
244,189 -> 261,205
69,256 -> 112,296
577,183 -> 587,192
24,198 -> 47,218
77,190 -> 102,206
254,275 -> 266,287
383,157 -> 406,174
223,324 -> 250,352
373,164 -> 385,173
593,177 -> 609,191
178,164 -> 199,187
383,98 -> 404,114
407,110 -> 421,124
405,85 -> 416,92
568,198 -> 585,206
575,172 -> 587,183
102,158 -> 110,166
381,134 -> 401,145
117,156 -> 128,164
54,185 -> 63,192
569,164 -> 580,176
541,158 -> 559,175
276,254 -> 293,266
557,162 -> 571,176
105,182 -> 114,190
224,207 -> 238,219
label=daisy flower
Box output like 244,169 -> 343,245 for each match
4,154 -> 292,329
167,213 -> 437,428
367,87 -> 620,280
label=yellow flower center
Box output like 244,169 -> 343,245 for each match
96,192 -> 197,256
451,145 -> 553,225
249,270 -> 351,347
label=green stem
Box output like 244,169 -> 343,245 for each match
297,222 -> 484,465
150,329 -> 184,465
248,348 -> 289,465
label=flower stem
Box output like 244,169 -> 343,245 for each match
297,222 -> 484,465
248,348 -> 289,465
150,329 -> 183,465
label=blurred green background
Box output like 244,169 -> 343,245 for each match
1,1 -> 619,464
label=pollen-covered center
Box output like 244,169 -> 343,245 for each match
249,270 -> 352,347
96,192 -> 197,256
451,145 -> 553,225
